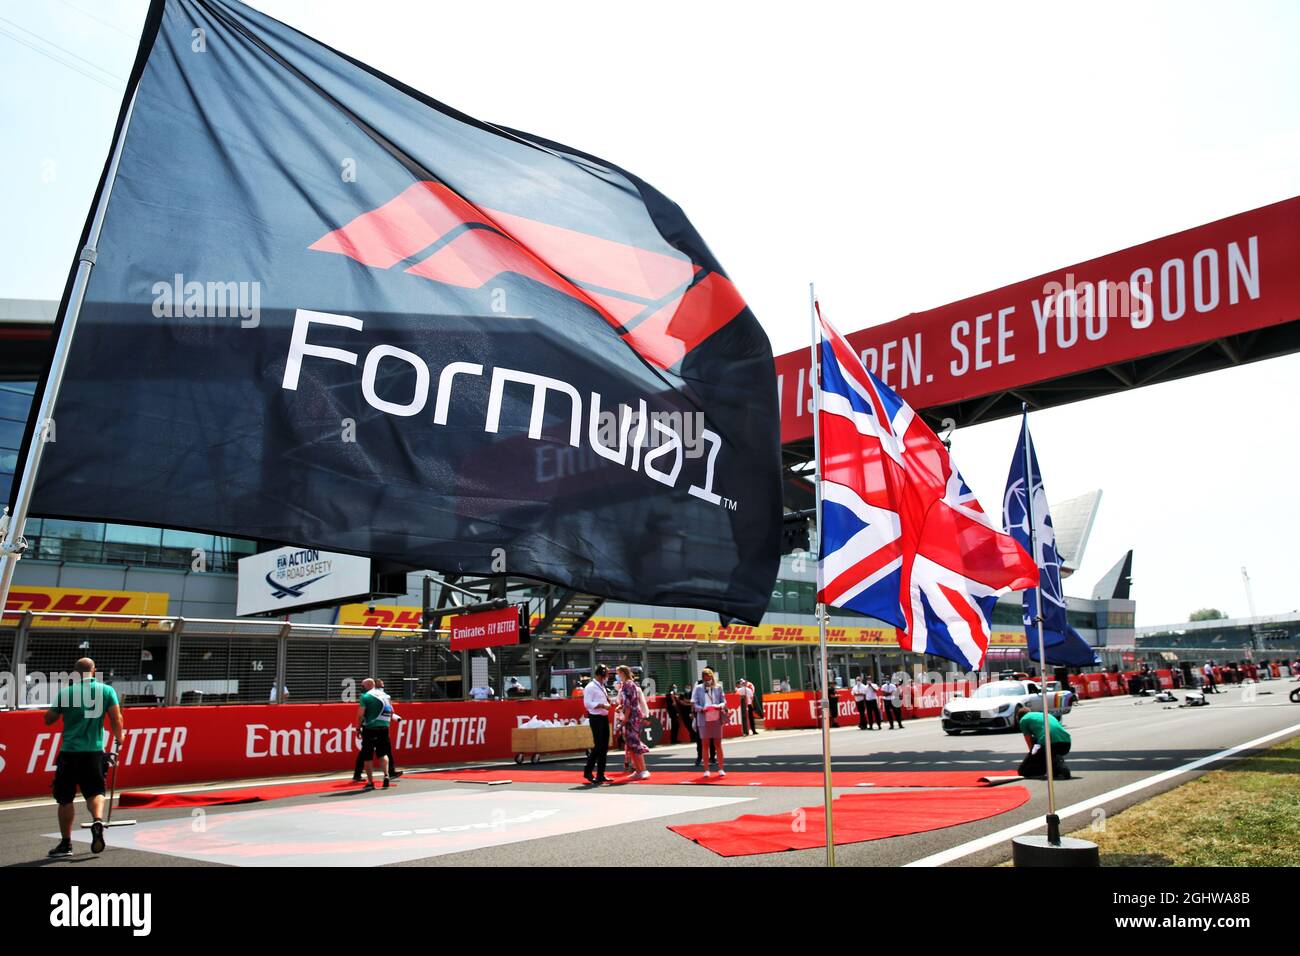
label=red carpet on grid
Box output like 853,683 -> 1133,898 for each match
117,768 -> 1019,808
669,786 -> 1031,857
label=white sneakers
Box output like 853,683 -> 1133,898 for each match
703,770 -> 712,778
718,769 -> 727,777
636,770 -> 651,780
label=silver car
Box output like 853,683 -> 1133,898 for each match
941,679 -> 1074,735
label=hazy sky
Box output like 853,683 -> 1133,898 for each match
2,0 -> 1298,624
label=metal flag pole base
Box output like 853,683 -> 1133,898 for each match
1012,832 -> 1099,867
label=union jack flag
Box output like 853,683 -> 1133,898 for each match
815,306 -> 1037,669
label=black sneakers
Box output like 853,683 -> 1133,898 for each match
382,776 -> 391,789
90,820 -> 106,854
48,840 -> 74,858
361,781 -> 375,792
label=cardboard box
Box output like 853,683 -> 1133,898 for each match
510,728 -> 539,753
511,724 -> 596,754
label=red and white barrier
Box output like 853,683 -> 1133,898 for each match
0,694 -> 754,801
0,700 -> 595,801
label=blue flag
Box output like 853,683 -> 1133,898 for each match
1002,414 -> 1099,667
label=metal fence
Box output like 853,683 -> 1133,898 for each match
0,610 -> 462,709
1,611 -> 793,709
0,611 -> 767,709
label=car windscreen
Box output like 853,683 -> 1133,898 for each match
972,682 -> 1024,699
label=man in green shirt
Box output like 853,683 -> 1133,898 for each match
44,658 -> 124,857
1016,709 -> 1073,780
355,677 -> 393,791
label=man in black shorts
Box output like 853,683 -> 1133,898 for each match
353,678 -> 402,782
356,678 -> 393,791
45,658 -> 125,857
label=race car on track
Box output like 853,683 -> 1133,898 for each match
941,679 -> 1074,735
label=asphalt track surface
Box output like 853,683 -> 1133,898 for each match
2,682 -> 1297,867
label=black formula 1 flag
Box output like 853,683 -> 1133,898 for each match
25,0 -> 781,622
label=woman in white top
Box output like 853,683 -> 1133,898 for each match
691,668 -> 728,777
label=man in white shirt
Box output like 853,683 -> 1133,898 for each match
863,675 -> 882,729
852,675 -> 869,730
582,665 -> 613,784
779,677 -> 791,693
881,676 -> 904,729
469,684 -> 494,701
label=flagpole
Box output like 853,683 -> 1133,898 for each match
0,86 -> 140,625
809,282 -> 835,867
1021,403 -> 1060,844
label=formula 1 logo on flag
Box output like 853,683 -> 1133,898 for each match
309,181 -> 747,372
24,0 -> 782,624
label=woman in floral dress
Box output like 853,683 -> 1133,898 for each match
616,665 -> 651,779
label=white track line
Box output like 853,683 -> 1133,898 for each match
904,720 -> 1300,867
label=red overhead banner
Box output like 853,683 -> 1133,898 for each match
776,196 -> 1300,444
449,606 -> 520,650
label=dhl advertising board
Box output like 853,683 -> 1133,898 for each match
337,603 -> 425,631
1,587 -> 170,628
582,617 -> 897,645
337,603 -> 1029,648
988,631 -> 1029,647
